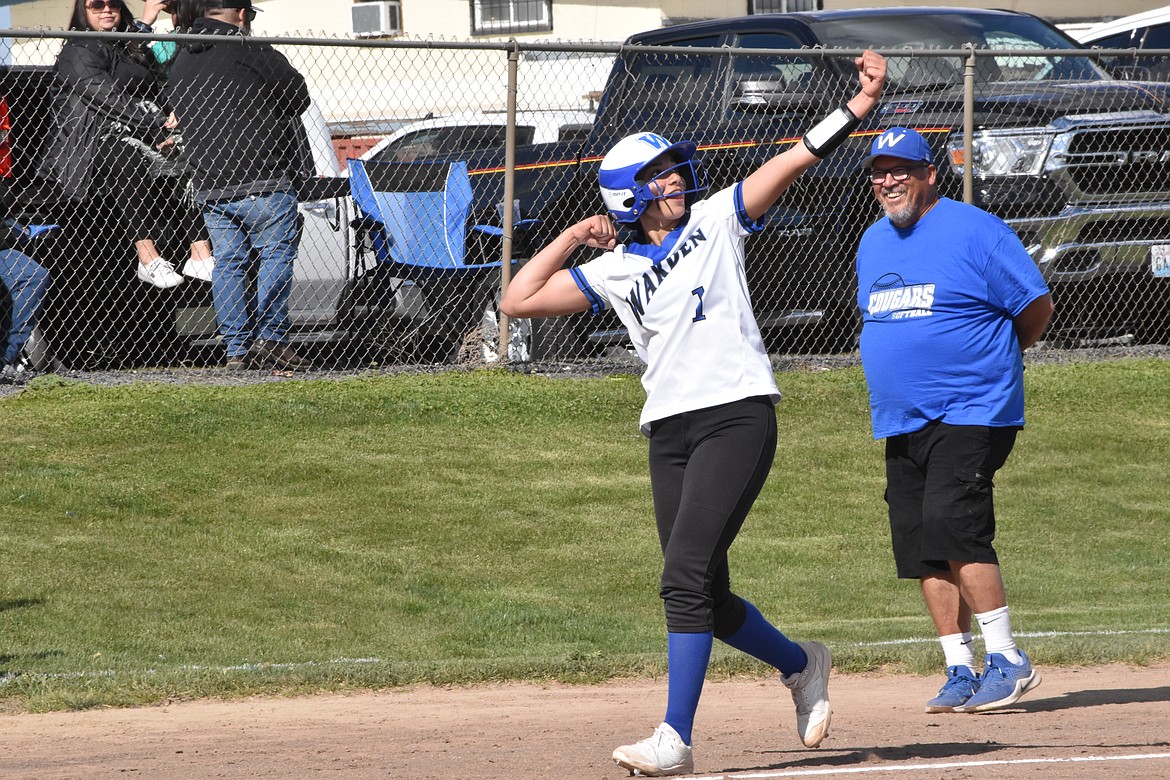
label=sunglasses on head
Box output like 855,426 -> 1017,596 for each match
209,3 -> 257,21
85,0 -> 121,10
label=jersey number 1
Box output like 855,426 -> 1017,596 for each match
691,287 -> 707,323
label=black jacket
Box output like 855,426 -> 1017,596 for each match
166,18 -> 311,201
39,37 -> 170,201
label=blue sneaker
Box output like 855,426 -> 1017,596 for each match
925,665 -> 980,713
958,651 -> 1041,712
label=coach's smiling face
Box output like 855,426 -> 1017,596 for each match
870,154 -> 939,229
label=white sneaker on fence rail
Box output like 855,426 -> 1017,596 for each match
137,257 -> 184,289
612,722 -> 694,776
181,257 -> 215,282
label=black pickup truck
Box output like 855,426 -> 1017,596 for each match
442,7 -> 1170,358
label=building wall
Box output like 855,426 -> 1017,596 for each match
4,0 -> 1161,123
5,0 -> 1161,39
10,0 -> 72,29
249,0 -> 665,40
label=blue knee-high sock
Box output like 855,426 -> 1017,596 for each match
721,600 -> 807,676
663,631 -> 712,746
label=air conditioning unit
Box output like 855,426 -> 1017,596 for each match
352,0 -> 401,37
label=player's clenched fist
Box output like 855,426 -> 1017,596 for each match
568,215 -> 617,250
855,50 -> 887,98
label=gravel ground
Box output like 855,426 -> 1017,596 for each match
1,341 -> 1168,399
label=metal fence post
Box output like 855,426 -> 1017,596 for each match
963,44 -> 975,205
499,40 -> 520,361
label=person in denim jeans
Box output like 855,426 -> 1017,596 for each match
0,244 -> 50,384
166,0 -> 311,369
201,192 -> 298,367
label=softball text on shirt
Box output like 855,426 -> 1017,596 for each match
856,197 -> 1050,440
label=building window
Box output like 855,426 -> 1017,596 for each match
471,0 -> 552,35
750,0 -> 823,12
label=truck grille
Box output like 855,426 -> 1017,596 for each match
1062,126 -> 1170,196
1077,216 -> 1170,243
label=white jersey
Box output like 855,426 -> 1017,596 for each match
570,183 -> 780,435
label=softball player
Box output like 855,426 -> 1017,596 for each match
502,50 -> 886,777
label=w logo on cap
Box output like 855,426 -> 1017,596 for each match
864,126 -> 932,165
877,130 -> 908,149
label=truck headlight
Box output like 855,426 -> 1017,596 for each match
948,131 -> 1054,177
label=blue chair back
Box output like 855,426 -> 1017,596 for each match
349,158 -> 500,275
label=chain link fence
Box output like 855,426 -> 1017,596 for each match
2,30 -> 1169,375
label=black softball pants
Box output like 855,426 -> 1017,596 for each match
647,395 -> 777,636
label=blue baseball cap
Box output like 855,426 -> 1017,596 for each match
860,127 -> 934,168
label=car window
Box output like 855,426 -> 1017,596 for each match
730,32 -> 822,112
811,12 -> 1107,85
597,34 -> 725,136
1142,23 -> 1170,49
451,125 -> 537,149
371,128 -> 441,163
1086,22 -> 1170,81
986,32 -> 1059,81
370,124 -> 538,164
1090,30 -> 1142,49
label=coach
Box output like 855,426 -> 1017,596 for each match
855,126 -> 1054,714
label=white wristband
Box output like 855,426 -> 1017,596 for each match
802,106 -> 860,158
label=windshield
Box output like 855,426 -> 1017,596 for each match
809,12 -> 1108,88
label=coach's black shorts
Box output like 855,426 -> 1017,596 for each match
884,422 -> 1018,579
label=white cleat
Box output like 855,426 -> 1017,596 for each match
782,640 -> 832,748
612,722 -> 694,776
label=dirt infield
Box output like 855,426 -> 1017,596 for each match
2,663 -> 1168,779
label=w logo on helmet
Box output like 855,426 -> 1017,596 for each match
599,132 -> 704,223
638,133 -> 671,150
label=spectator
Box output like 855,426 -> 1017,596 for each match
39,0 -> 215,288
855,127 -> 1054,713
147,0 -> 204,72
0,223 -> 50,384
166,0 -> 312,370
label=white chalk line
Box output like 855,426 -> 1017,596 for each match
1,627 -> 1167,685
689,752 -> 1170,778
856,627 -> 1170,647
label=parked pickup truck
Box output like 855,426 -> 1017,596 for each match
418,6 -> 1170,359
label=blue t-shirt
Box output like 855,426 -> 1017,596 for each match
856,197 -> 1049,439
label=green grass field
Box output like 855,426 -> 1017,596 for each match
1,360 -> 1167,713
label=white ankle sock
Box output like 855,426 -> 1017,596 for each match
940,631 -> 976,669
975,606 -> 1023,664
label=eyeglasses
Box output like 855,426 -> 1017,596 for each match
869,164 -> 927,184
85,0 -> 121,10
245,9 -> 257,22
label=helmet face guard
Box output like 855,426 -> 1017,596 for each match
599,132 -> 707,223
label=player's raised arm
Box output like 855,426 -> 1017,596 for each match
500,215 -> 614,318
740,50 -> 887,221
